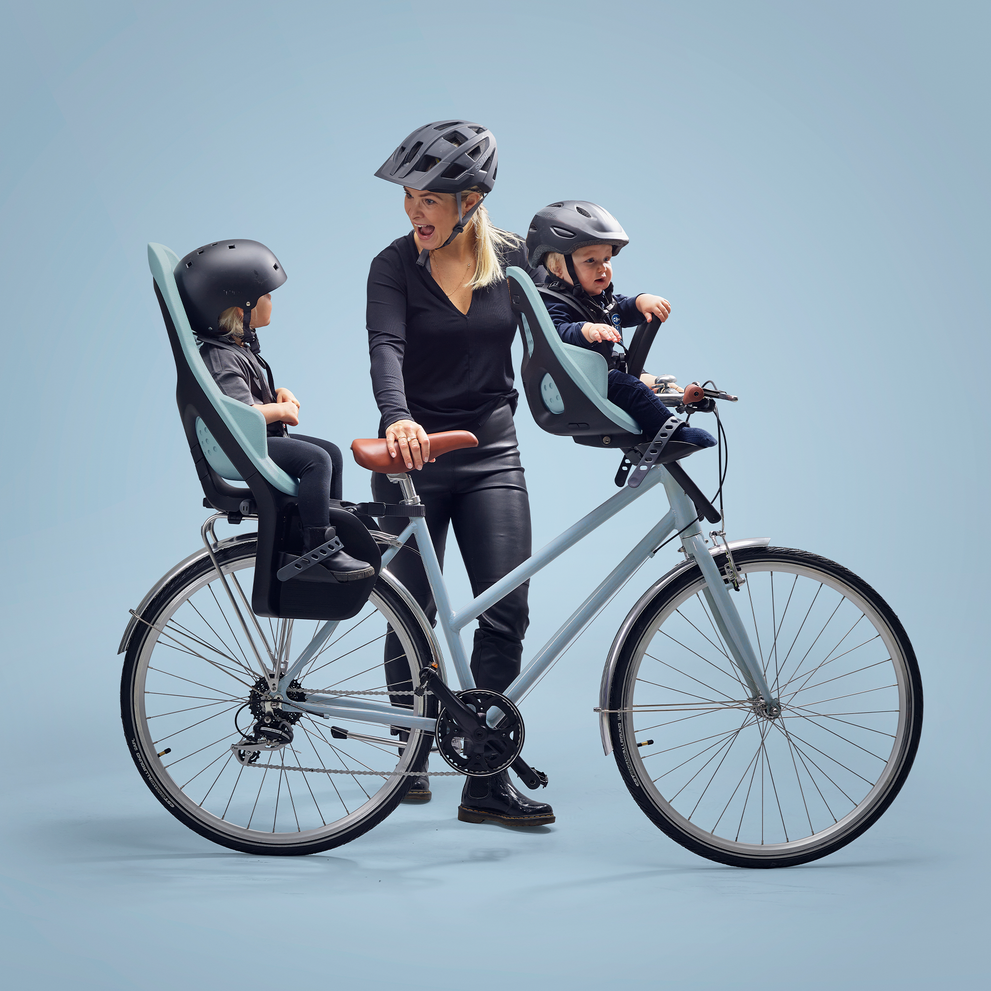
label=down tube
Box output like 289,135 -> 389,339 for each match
504,508 -> 678,706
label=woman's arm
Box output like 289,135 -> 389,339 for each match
366,248 -> 431,469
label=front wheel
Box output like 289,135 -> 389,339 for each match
608,547 -> 922,868
121,537 -> 436,855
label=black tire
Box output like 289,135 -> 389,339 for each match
608,547 -> 923,868
121,537 -> 436,855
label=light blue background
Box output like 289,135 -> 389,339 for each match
2,1 -> 988,987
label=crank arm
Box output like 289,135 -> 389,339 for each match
511,756 -> 549,790
416,665 -> 484,732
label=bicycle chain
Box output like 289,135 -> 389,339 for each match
236,685 -> 467,776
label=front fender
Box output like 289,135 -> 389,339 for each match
597,537 -> 770,754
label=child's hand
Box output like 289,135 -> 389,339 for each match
276,401 -> 300,427
276,387 -> 300,410
581,322 -> 622,344
636,295 -> 671,324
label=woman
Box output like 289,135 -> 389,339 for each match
367,120 -> 554,827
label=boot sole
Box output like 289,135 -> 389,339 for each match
457,805 -> 555,827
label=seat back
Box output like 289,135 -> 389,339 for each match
148,242 -> 378,619
507,266 -> 643,449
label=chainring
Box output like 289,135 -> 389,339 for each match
435,689 -> 525,776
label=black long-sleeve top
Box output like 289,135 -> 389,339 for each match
366,231 -> 531,435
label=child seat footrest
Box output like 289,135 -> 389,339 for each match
627,418 -> 685,488
276,534 -> 345,582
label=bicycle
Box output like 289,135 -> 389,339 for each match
120,248 -> 922,868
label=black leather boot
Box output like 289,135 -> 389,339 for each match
291,526 -> 374,583
402,773 -> 432,803
458,771 -> 555,826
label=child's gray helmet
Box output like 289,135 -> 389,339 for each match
174,239 -> 287,336
375,120 -> 498,193
526,201 -> 629,268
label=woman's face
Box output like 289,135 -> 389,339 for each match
404,187 -> 479,252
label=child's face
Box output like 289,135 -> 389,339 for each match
250,293 -> 272,328
569,244 -> 614,295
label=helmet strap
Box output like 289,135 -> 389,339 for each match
415,191 -> 487,267
564,253 -> 581,289
241,305 -> 261,354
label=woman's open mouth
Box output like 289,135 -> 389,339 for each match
416,225 -> 435,239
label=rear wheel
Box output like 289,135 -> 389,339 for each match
121,537 -> 436,855
608,547 -> 922,867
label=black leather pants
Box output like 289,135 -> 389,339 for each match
372,403 -> 531,696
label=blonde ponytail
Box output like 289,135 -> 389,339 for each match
465,197 -> 523,289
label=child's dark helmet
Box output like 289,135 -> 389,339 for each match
375,120 -> 498,194
526,201 -> 629,268
174,239 -> 287,336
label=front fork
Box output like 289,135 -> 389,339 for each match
661,472 -> 779,715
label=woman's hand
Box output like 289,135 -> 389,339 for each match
275,387 -> 300,410
581,322 -> 622,344
386,418 -> 432,470
636,294 -> 671,323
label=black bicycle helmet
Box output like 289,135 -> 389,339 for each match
376,121 -> 499,264
174,239 -> 287,337
374,120 -> 498,194
526,201 -> 629,269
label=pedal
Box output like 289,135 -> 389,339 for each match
276,533 -> 345,582
511,755 -> 549,790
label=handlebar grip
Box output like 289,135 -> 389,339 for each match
683,383 -> 706,404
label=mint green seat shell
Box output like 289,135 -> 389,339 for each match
507,266 -> 645,448
148,242 -> 379,620
148,243 -> 297,495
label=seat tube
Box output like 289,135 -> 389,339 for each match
389,473 -> 474,690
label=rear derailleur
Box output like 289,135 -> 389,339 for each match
232,675 -> 305,765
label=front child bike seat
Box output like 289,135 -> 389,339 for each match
508,265 -> 645,450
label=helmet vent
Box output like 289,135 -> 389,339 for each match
442,164 -> 466,180
550,226 -> 577,239
480,153 -> 494,173
228,244 -> 236,248
576,206 -> 592,218
444,129 -> 467,146
416,154 -> 441,173
399,141 -> 422,168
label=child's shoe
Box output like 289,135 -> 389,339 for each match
279,526 -> 375,583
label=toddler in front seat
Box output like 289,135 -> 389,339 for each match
526,201 -> 715,451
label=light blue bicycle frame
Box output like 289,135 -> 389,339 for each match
275,460 -> 776,734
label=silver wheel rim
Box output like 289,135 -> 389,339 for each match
128,549 -> 429,849
621,554 -> 916,860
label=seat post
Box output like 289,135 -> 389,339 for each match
388,473 -> 420,504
